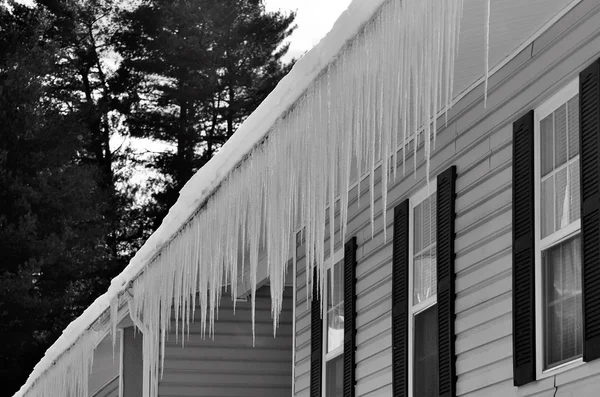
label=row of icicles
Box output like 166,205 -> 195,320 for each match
16,0 -> 500,396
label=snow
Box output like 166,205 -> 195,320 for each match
12,0 -> 468,396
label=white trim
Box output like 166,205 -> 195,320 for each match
539,357 -> 584,380
540,219 -> 581,250
325,345 -> 344,362
118,329 -> 124,397
534,76 -> 583,379
292,234 -> 297,396
412,295 -> 437,315
326,248 -> 346,271
322,247 -> 345,397
535,79 -> 579,121
91,375 -> 120,397
408,182 -> 438,397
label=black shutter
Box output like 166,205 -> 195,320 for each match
310,268 -> 322,397
512,110 -> 536,386
437,166 -> 457,397
392,200 -> 409,397
343,237 -> 358,397
580,60 -> 600,362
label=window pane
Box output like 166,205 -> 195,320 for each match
326,354 -> 344,397
554,104 -> 567,168
327,303 -> 344,353
414,202 -> 422,253
570,161 -> 580,223
555,168 -> 568,230
422,197 -> 432,248
541,114 -> 554,177
541,177 -> 555,239
413,193 -> 437,305
327,261 -> 344,353
568,95 -> 579,159
540,94 -> 580,239
414,248 -> 437,304
328,262 -> 344,309
543,235 -> 582,369
414,305 -> 438,397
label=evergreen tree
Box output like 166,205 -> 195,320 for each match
0,2 -> 111,393
36,0 -> 146,260
113,0 -> 296,226
0,0 -> 297,393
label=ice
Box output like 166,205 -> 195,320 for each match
12,0 -> 469,396
484,0 -> 491,108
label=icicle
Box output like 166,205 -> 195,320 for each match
484,0 -> 491,108
109,294 -> 119,353
16,3 -> 470,396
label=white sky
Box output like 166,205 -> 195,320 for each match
264,0 -> 353,61
12,0 -> 352,62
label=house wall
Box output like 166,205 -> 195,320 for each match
92,376 -> 119,397
293,1 -> 600,397
89,334 -> 120,397
122,327 -> 143,397
158,285 -> 293,397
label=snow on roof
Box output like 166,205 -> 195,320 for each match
12,0 -> 389,395
14,0 -> 580,394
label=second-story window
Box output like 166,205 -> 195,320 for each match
324,256 -> 344,396
410,186 -> 438,397
535,78 -> 583,372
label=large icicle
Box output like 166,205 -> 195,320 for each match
484,0 -> 491,108
14,1 -> 468,397
114,0 -> 466,390
16,330 -> 100,397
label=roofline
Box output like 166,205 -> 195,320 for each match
13,1 -> 391,394
13,0 -> 583,395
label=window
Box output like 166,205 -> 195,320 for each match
409,185 -> 438,397
534,78 -> 583,374
323,250 -> 345,397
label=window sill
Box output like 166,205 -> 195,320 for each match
537,357 -> 584,380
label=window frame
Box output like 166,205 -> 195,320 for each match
408,183 -> 438,397
533,77 -> 584,379
322,247 -> 345,397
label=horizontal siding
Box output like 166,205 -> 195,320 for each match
293,1 -> 600,397
89,335 -> 121,397
160,286 -> 293,397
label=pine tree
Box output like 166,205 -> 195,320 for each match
112,0 -> 296,226
0,2 -> 112,392
35,0 -> 154,262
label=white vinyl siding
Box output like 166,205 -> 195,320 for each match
159,286 -> 293,397
294,3 -> 600,397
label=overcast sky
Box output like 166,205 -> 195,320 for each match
12,0 -> 352,62
264,0 -> 353,61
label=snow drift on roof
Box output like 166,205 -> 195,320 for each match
12,0 -> 471,396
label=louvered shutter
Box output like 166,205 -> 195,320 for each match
437,166 -> 457,397
310,268 -> 322,397
343,237 -> 357,397
580,60 -> 600,362
512,110 -> 536,386
392,200 -> 409,397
